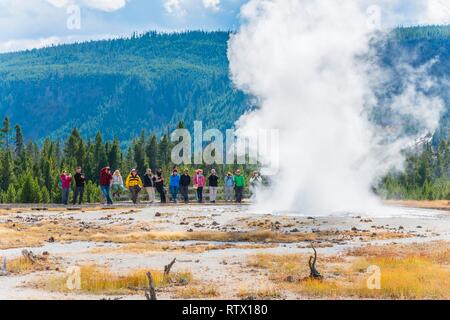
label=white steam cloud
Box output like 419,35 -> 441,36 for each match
228,0 -> 444,214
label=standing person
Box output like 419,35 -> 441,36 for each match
224,172 -> 235,202
72,167 -> 85,205
111,170 -> 125,198
208,169 -> 219,203
234,169 -> 245,203
100,167 -> 113,205
60,170 -> 72,205
155,169 -> 166,203
193,169 -> 206,203
143,169 -> 156,203
169,169 -> 180,203
125,169 -> 143,204
249,171 -> 263,200
180,169 -> 191,203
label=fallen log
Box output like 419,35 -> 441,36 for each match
164,258 -> 176,276
144,272 -> 157,300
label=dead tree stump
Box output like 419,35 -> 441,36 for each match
21,250 -> 37,264
164,258 -> 176,276
0,257 -> 7,276
308,243 -> 323,280
145,272 -> 157,300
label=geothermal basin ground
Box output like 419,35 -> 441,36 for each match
0,201 -> 449,300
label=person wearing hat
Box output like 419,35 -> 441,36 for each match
180,169 -> 191,203
224,171 -> 235,202
125,169 -> 143,204
234,169 -> 245,203
193,169 -> 206,203
60,170 -> 72,205
208,169 -> 219,203
155,168 -> 166,203
72,166 -> 85,205
169,169 -> 181,203
100,166 -> 113,205
111,170 -> 125,198
143,169 -> 156,204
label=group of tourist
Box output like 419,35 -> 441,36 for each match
60,166 -> 262,205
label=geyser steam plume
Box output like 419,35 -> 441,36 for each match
228,0 -> 443,214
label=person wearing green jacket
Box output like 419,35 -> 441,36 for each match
234,169 -> 245,203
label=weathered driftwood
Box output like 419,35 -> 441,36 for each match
308,244 -> 323,280
0,257 -> 7,276
164,258 -> 176,276
21,250 -> 37,264
144,272 -> 157,300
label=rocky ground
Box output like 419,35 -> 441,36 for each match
0,201 -> 448,300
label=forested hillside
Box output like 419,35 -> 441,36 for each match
0,27 -> 448,144
0,31 -> 249,143
0,27 -> 448,203
383,26 -> 450,143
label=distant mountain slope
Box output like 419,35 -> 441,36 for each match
381,26 -> 450,143
0,31 -> 249,142
0,27 -> 448,143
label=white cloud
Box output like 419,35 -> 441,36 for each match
0,34 -> 118,53
164,0 -> 221,16
46,0 -> 69,8
164,0 -> 187,16
203,0 -> 220,12
360,0 -> 450,27
425,0 -> 450,25
46,0 -> 127,12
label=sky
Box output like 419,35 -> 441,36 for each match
0,0 -> 449,53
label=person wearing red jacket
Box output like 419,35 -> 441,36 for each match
60,170 -> 72,205
193,169 -> 206,203
100,167 -> 113,205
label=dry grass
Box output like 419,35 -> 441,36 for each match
0,218 -> 133,249
175,285 -> 220,299
247,242 -> 450,299
385,200 -> 450,211
35,265 -> 192,295
237,286 -> 283,299
347,241 -> 450,264
5,256 -> 54,274
4,252 -> 57,275
351,255 -> 450,299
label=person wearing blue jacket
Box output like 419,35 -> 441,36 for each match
224,172 -> 235,202
169,169 -> 181,203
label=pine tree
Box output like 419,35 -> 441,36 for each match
177,121 -> 185,129
65,128 -> 83,167
13,124 -> 28,175
108,139 -> 121,171
133,130 -> 147,174
158,134 -> 170,169
40,186 -> 51,204
20,172 -> 41,203
146,135 -> 158,171
93,132 -> 108,174
0,151 -> 14,192
0,117 -> 10,149
436,139 -> 449,179
5,184 -> 16,203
